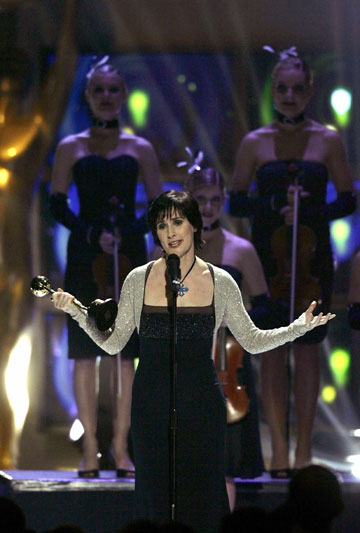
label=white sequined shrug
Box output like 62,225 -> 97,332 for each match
66,262 -> 310,355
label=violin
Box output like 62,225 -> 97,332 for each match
269,162 -> 322,319
214,326 -> 249,424
92,196 -> 132,301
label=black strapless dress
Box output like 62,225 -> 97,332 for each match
65,154 -> 146,359
219,265 -> 264,479
253,160 -> 333,343
132,303 -> 230,533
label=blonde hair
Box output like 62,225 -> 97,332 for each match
86,56 -> 128,96
263,46 -> 314,87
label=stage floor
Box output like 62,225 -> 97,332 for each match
1,469 -> 360,532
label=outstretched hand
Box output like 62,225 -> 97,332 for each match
304,301 -> 336,329
51,288 -> 76,311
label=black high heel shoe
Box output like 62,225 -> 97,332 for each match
269,468 -> 292,479
78,468 -> 99,478
116,468 -> 135,478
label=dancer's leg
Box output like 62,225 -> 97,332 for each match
260,346 -> 290,472
74,358 -> 99,472
293,343 -> 321,469
111,356 -> 135,472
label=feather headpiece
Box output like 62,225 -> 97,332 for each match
177,147 -> 204,175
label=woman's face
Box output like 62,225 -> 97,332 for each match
85,71 -> 126,120
272,68 -> 312,118
192,184 -> 224,229
156,209 -> 196,258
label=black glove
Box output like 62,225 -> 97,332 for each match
300,191 -> 356,223
49,192 -> 102,249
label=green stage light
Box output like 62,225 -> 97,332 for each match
321,385 -> 337,403
127,89 -> 150,129
330,219 -> 351,258
330,88 -> 352,128
329,348 -> 351,387
260,76 -> 274,126
187,82 -> 197,92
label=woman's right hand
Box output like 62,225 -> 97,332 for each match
286,184 -> 310,206
52,288 -> 76,311
280,185 -> 311,225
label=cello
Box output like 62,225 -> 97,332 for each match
214,326 -> 249,424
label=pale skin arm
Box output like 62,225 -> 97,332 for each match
231,133 -> 259,192
348,251 -> 360,303
137,139 -> 163,200
325,129 -> 354,193
50,137 -> 77,195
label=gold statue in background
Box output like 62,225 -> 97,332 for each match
0,0 -> 78,468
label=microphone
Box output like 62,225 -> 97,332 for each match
166,254 -> 181,292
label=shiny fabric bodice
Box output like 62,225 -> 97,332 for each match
72,154 -> 139,226
139,304 -> 215,369
256,160 -> 328,208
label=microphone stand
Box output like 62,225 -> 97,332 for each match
169,275 -> 179,523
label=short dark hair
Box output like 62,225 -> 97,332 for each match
147,190 -> 204,249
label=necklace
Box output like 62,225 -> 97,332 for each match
92,117 -> 119,129
178,256 -> 197,297
203,219 -> 220,232
276,110 -> 305,126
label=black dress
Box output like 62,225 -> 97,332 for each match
219,265 -> 264,479
253,160 -> 333,343
132,297 -> 230,532
65,154 -> 146,359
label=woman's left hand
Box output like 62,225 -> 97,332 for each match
304,301 -> 336,329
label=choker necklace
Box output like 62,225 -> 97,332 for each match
203,219 -> 220,232
178,256 -> 197,297
92,117 -> 119,129
276,110 -> 305,126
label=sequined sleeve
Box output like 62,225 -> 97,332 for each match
66,268 -> 139,355
217,270 -> 310,354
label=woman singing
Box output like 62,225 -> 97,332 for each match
51,190 -> 334,532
